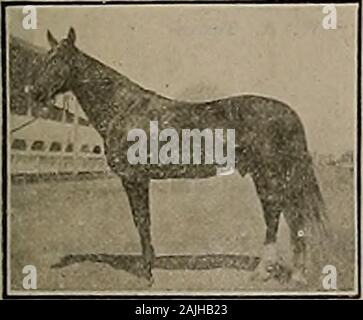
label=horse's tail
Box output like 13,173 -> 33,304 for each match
292,153 -> 329,238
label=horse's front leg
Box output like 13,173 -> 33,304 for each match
122,176 -> 155,281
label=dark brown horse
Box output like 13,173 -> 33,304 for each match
30,28 -> 327,285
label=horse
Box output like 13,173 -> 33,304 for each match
30,28 -> 327,285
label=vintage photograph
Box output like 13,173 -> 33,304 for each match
3,3 -> 359,295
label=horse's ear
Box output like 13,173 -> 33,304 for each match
67,27 -> 76,45
47,30 -> 58,48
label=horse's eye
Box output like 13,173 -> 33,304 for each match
52,59 -> 58,65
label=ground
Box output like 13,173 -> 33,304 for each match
9,165 -> 356,294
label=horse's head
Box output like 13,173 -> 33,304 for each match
31,27 -> 78,103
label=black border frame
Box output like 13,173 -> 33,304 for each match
1,0 -> 361,300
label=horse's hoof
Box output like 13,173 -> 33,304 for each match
139,269 -> 154,287
250,262 -> 273,282
143,262 -> 154,285
146,275 -> 154,287
145,270 -> 153,282
290,269 -> 308,286
251,244 -> 285,282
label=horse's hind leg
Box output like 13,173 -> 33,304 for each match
122,176 -> 155,282
283,209 -> 308,285
249,167 -> 284,281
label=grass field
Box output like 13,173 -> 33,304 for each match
9,165 -> 356,294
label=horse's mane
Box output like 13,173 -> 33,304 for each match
76,47 -> 173,103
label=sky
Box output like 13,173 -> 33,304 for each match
7,4 -> 358,155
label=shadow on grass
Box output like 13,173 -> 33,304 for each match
51,253 -> 292,283
52,254 -> 260,278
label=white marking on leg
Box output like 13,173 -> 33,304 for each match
297,230 -> 304,237
262,243 -> 279,264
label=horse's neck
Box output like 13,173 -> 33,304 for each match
70,50 -> 150,137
